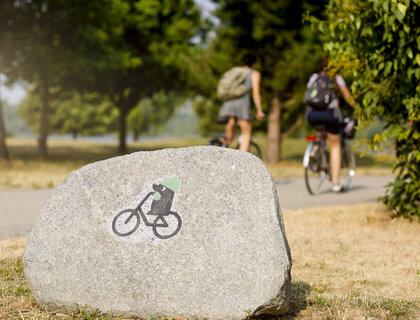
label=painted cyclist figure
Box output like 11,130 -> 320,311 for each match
148,177 -> 180,216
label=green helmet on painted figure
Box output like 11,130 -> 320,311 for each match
161,177 -> 180,192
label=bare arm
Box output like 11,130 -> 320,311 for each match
339,85 -> 356,108
251,71 -> 265,120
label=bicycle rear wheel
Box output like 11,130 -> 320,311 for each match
339,141 -> 356,191
303,142 -> 329,195
208,138 -> 223,147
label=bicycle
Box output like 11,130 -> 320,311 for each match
302,118 -> 356,195
112,183 -> 182,240
208,134 -> 262,159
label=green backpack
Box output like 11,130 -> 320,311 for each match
217,67 -> 250,101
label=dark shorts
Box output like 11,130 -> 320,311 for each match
307,109 -> 340,134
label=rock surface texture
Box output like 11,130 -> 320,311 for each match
24,146 -> 292,319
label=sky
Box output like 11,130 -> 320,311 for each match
0,0 -> 217,106
0,82 -> 26,106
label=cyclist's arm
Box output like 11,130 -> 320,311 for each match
251,71 -> 265,120
336,75 -> 356,108
340,85 -> 356,108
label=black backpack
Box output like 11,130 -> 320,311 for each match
304,73 -> 335,110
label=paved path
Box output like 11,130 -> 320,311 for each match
275,175 -> 393,210
0,189 -> 51,240
0,176 -> 393,240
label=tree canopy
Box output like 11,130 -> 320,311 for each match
0,0 -> 203,155
18,90 -> 118,138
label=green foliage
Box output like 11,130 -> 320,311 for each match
0,258 -> 30,298
127,91 -> 181,140
18,90 -> 118,138
0,0 -> 204,154
77,308 -> 106,320
311,0 -> 420,220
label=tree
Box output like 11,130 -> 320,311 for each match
189,0 -> 327,162
0,77 -> 8,161
0,0 -> 203,155
74,0 -> 203,154
0,0 -> 71,158
127,91 -> 181,141
18,90 -> 118,139
311,0 -> 420,220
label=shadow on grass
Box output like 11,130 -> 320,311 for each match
253,281 -> 311,319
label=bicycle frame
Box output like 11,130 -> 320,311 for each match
303,131 -> 329,172
133,192 -> 169,228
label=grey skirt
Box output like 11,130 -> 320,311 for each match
218,93 -> 252,122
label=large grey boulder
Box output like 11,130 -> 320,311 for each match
24,146 -> 292,319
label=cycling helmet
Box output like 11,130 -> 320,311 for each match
161,177 -> 180,192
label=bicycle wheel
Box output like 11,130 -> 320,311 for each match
339,141 -> 356,191
112,209 -> 140,237
248,141 -> 262,159
208,138 -> 223,147
152,211 -> 182,240
303,142 -> 328,195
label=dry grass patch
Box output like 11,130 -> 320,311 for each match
282,202 -> 420,319
0,238 -> 26,261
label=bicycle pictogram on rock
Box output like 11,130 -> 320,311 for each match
112,177 -> 182,240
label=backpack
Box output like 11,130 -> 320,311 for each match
217,67 -> 250,101
304,73 -> 335,110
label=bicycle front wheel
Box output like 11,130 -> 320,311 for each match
248,141 -> 262,159
339,141 -> 356,191
112,209 -> 140,237
304,142 -> 328,195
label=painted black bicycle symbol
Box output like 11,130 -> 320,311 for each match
112,178 -> 182,240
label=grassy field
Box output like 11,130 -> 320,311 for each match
1,203 -> 418,319
0,137 -> 394,190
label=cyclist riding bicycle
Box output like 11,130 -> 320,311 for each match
305,56 -> 356,192
217,53 -> 265,152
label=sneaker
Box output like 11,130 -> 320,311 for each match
332,183 -> 344,193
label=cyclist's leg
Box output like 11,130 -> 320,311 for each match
323,110 -> 341,185
328,132 -> 341,184
224,116 -> 236,145
237,118 -> 252,152
309,109 -> 341,185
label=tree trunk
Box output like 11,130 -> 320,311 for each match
118,103 -> 128,154
266,89 -> 282,163
39,71 -> 50,159
0,97 -> 9,161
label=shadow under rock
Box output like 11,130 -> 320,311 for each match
251,281 -> 311,320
